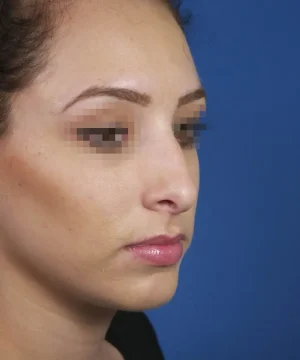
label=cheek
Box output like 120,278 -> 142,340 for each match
188,151 -> 200,224
0,148 -> 141,289
1,153 -> 77,224
0,149 -> 138,248
187,149 -> 200,189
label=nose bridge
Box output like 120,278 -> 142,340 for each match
141,134 -> 199,214
153,136 -> 187,172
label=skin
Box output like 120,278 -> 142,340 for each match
0,0 -> 206,359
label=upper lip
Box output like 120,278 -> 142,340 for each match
127,233 -> 186,247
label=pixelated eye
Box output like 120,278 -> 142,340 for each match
173,120 -> 207,149
76,127 -> 128,148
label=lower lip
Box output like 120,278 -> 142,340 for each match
124,242 -> 184,266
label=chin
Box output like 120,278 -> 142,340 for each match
68,262 -> 182,313
111,266 -> 181,312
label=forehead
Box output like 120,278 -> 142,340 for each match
33,0 -> 200,110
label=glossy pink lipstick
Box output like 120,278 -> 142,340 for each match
124,234 -> 185,266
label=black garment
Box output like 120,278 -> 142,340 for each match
105,311 -> 165,360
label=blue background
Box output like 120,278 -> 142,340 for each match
146,0 -> 300,359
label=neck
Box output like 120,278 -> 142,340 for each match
0,252 -> 121,360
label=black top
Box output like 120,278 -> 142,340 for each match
105,311 -> 165,360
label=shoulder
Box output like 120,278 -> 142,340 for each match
106,311 -> 165,360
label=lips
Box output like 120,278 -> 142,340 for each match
126,233 -> 186,247
124,233 -> 186,266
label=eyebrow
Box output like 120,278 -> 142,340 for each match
60,86 -> 206,113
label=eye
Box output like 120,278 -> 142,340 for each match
173,120 -> 207,149
75,119 -> 207,151
76,127 -> 128,149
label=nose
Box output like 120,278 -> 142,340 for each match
141,142 -> 199,216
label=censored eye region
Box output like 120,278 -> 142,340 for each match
75,122 -> 207,150
76,126 -> 129,148
74,109 -> 207,151
173,120 -> 207,149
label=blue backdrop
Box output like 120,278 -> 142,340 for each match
146,0 -> 300,359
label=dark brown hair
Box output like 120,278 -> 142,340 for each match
0,0 -> 189,139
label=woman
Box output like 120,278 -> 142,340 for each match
0,0 -> 207,359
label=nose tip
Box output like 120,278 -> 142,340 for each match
143,177 -> 198,215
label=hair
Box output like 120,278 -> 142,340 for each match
0,0 -> 191,139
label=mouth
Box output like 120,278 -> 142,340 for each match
124,233 -> 187,266
125,233 -> 186,247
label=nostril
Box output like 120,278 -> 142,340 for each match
157,200 -> 176,210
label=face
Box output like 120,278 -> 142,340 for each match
0,0 -> 205,311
